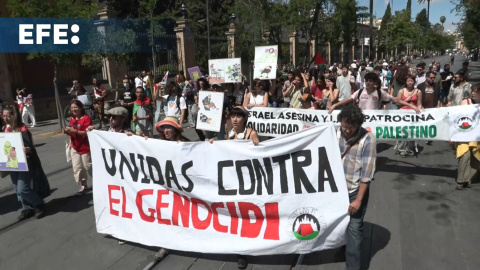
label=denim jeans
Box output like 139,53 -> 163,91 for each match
11,171 -> 44,210
188,104 -> 197,127
346,188 -> 369,270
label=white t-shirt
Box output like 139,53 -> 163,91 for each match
164,95 -> 187,117
143,76 -> 149,88
135,77 -> 143,88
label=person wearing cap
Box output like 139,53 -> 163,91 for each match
22,94 -> 36,127
87,106 -> 132,134
155,116 -> 188,142
380,62 -> 392,92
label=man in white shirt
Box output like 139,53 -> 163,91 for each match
336,66 -> 354,102
415,64 -> 426,88
135,73 -> 143,88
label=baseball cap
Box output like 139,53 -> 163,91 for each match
351,63 -> 357,69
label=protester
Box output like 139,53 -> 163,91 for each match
184,79 -> 197,128
22,94 -> 36,127
454,85 -> 480,190
135,73 -> 143,89
414,63 -> 426,88
329,73 -> 420,113
16,88 -> 25,113
439,64 -> 454,107
208,106 -> 258,269
282,71 -> 295,107
386,65 -> 409,109
155,116 -> 189,142
379,62 -> 392,92
121,77 -> 137,124
418,71 -> 440,110
243,80 -> 269,108
320,75 -> 339,110
336,105 -> 376,270
284,73 -> 309,109
311,74 -> 325,107
2,105 -> 50,220
92,78 -> 107,128
87,106 -> 132,134
336,66 -> 354,103
131,86 -> 153,137
447,71 -> 472,107
268,77 -> 283,108
457,61 -> 471,79
395,75 -> 423,157
63,100 -> 92,194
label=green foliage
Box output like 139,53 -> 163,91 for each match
415,8 -> 430,31
453,0 -> 480,49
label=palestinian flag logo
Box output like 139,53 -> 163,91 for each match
292,214 -> 320,241
454,116 -> 476,132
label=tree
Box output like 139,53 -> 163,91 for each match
379,3 -> 392,56
7,0 -> 97,130
453,0 -> 480,49
406,0 -> 412,19
415,8 -> 430,31
417,0 -> 431,24
356,6 -> 370,24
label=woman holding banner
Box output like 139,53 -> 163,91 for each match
209,106 -> 258,269
395,75 -> 423,157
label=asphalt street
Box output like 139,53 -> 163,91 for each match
0,54 -> 479,270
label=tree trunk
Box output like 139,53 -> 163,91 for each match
53,63 -> 66,130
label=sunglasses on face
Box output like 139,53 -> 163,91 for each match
429,76 -> 436,79
110,115 -> 122,120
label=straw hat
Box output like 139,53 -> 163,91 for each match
155,116 -> 183,133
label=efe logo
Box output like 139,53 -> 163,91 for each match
19,24 -> 80,45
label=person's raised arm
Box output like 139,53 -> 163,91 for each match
328,97 -> 353,114
330,89 -> 339,103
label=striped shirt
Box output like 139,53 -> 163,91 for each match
337,128 -> 377,193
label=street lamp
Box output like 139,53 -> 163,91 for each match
180,4 -> 188,19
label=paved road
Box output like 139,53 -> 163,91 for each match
0,54 -> 479,270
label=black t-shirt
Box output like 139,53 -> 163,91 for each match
440,71 -> 454,93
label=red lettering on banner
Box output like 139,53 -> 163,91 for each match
227,202 -> 239,235
191,198 -> 212,230
108,186 -> 281,240
211,202 -> 228,233
239,202 -> 264,238
156,190 -> 171,225
136,189 -> 155,222
172,193 -> 190,227
121,186 -> 133,219
108,185 -> 120,216
264,203 -> 279,240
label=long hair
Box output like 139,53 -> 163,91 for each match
326,75 -> 337,89
70,99 -> 86,116
394,65 -> 409,86
2,104 -> 23,132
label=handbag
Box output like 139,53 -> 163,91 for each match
65,139 -> 72,163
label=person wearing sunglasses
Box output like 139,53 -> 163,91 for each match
87,107 -> 132,135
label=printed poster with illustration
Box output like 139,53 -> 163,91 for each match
196,90 -> 225,132
208,58 -> 242,84
254,45 -> 278,80
0,133 -> 28,172
187,66 -> 203,90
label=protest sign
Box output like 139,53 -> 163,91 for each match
196,90 -> 225,132
160,71 -> 169,86
88,124 -> 350,255
449,104 -> 480,142
0,132 -> 28,171
208,58 -> 241,84
245,107 -> 471,141
187,67 -> 203,90
254,45 -> 278,80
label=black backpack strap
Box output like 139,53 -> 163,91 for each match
377,88 -> 382,107
356,88 -> 364,104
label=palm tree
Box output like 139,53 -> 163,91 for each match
418,0 -> 431,23
440,16 -> 446,27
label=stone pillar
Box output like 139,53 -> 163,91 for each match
175,16 -> 196,74
225,22 -> 237,58
361,38 -> 365,60
0,53 -> 12,101
95,8 -> 127,90
289,31 -> 298,66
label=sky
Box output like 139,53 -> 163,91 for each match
357,0 -> 461,32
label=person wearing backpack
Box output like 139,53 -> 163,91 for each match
328,72 -> 421,113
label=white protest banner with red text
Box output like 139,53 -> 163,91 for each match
88,124 -> 349,255
247,105 -> 480,142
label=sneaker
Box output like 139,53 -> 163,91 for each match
35,205 -> 46,219
456,184 -> 464,190
18,209 -> 35,221
78,185 -> 87,194
237,255 -> 248,269
464,181 -> 472,188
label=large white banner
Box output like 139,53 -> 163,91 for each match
88,124 -> 350,255
247,105 -> 480,142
